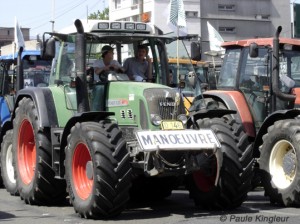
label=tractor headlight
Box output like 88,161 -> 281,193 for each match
177,114 -> 187,125
151,114 -> 162,126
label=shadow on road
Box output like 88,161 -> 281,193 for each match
0,211 -> 15,220
112,190 -> 271,221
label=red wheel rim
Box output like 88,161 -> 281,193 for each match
192,158 -> 217,192
192,170 -> 216,192
18,119 -> 36,185
72,143 -> 93,200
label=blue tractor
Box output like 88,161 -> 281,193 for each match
0,49 -> 51,194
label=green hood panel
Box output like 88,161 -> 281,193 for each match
107,81 -> 171,98
48,86 -> 75,127
47,81 -> 179,130
105,82 -> 175,129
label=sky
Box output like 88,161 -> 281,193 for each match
0,0 -> 108,38
1,0 -> 300,39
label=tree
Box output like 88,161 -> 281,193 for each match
88,7 -> 109,20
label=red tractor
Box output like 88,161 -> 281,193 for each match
189,26 -> 300,206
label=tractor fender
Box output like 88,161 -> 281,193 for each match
203,90 -> 255,137
188,108 -> 236,128
0,96 -> 14,142
253,109 -> 300,158
13,88 -> 59,128
59,111 -> 114,152
56,111 -> 114,178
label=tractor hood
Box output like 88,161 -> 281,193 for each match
105,81 -> 185,129
107,81 -> 175,104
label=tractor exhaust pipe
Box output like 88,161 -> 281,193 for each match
74,19 -> 90,112
272,26 -> 295,107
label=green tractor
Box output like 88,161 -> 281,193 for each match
10,19 -> 253,219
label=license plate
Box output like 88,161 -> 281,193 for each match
136,129 -> 221,152
161,120 -> 184,130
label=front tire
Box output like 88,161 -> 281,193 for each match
0,130 -> 18,195
259,119 -> 300,206
186,117 -> 253,209
13,97 -> 66,204
65,121 -> 132,219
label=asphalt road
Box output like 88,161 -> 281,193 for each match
0,188 -> 300,224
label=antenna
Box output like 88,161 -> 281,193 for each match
50,0 -> 55,32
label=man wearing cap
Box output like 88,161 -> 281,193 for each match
93,45 -> 124,82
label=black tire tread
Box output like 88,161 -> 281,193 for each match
13,97 -> 66,205
187,116 -> 254,209
65,121 -> 131,219
259,119 -> 300,206
1,130 -> 19,195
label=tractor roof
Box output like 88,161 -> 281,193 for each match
221,38 -> 300,48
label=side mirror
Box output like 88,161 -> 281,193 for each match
191,42 -> 201,61
41,37 -> 56,60
249,42 -> 258,58
280,75 -> 295,88
187,71 -> 196,88
178,74 -> 186,89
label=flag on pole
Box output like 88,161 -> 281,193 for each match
207,21 -> 224,52
167,0 -> 188,36
14,17 -> 25,51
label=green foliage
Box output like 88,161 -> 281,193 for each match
88,7 -> 109,20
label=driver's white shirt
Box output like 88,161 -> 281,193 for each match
93,59 -> 122,81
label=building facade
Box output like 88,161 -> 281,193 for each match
109,0 -> 291,60
0,27 -> 30,54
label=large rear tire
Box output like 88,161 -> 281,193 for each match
259,119 -> 300,206
186,117 -> 253,209
65,121 -> 132,219
0,130 -> 18,195
13,97 -> 66,204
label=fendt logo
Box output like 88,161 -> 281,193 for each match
159,101 -> 176,107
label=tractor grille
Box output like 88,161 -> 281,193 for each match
143,88 -> 185,119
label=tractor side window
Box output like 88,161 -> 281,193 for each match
291,56 -> 300,86
58,42 -> 75,84
239,48 -> 269,92
285,52 -> 300,88
218,49 -> 239,87
239,47 -> 269,128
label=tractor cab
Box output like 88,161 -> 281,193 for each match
42,20 -> 203,117
209,36 -> 300,130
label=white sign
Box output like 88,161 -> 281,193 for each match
136,129 -> 221,152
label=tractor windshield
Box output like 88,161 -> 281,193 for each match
166,39 -> 203,96
49,33 -> 198,89
0,52 -> 51,95
22,55 -> 51,87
